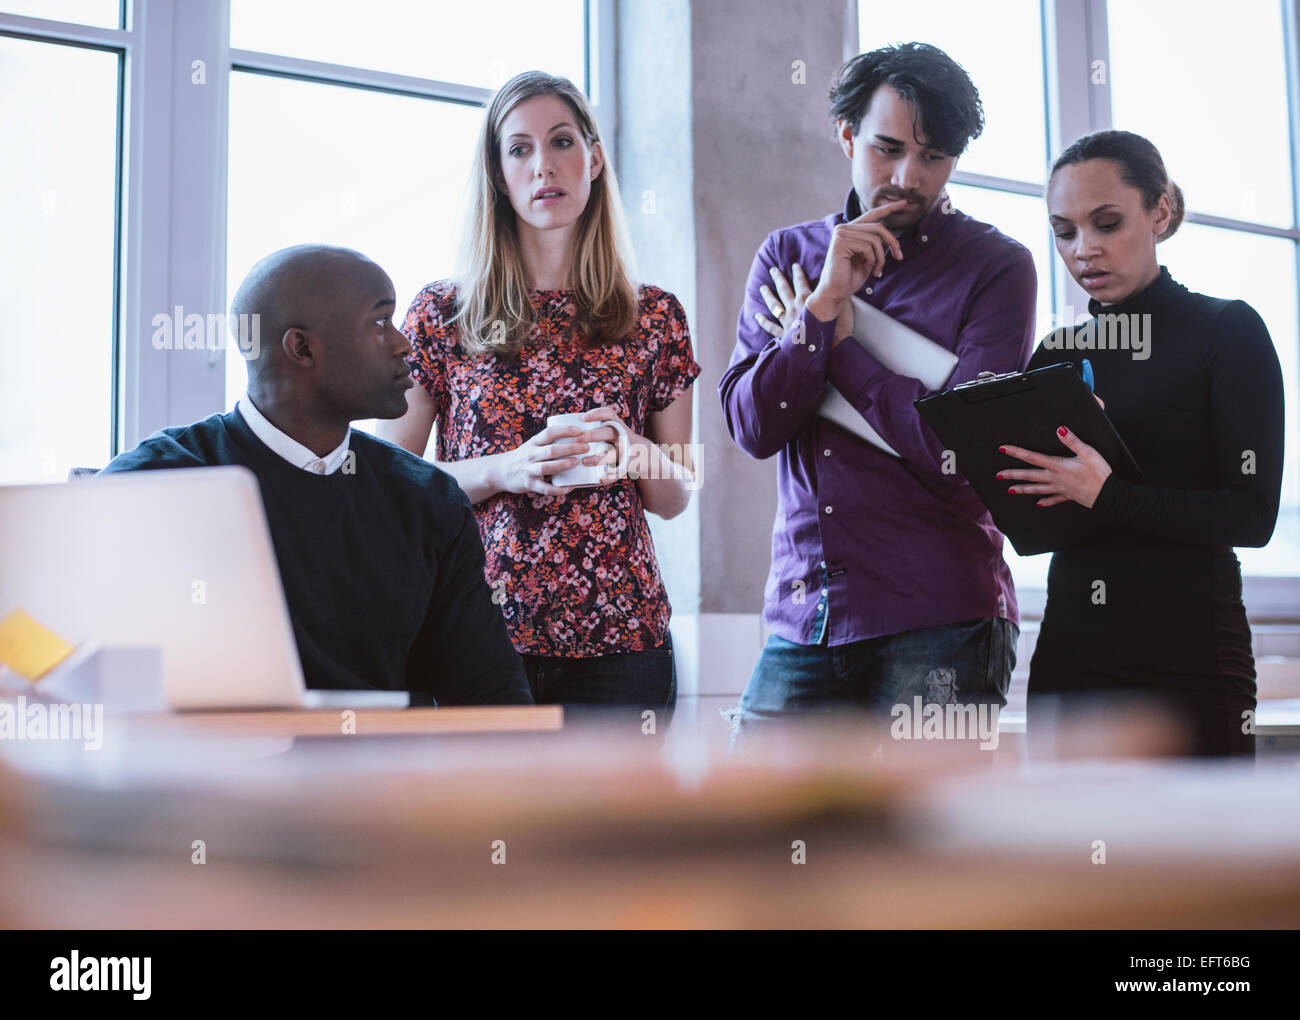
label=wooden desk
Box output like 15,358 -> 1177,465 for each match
125,704 -> 563,738
1,719 -> 1297,929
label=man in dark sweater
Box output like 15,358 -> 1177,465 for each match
100,245 -> 532,705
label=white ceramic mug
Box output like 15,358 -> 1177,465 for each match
547,412 -> 632,487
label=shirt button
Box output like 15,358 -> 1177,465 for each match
780,401 -> 788,409
865,287 -> 873,295
819,560 -> 827,568
821,588 -> 828,596
310,462 -> 325,474
824,505 -> 833,514
816,602 -> 825,611
920,234 -> 929,243
823,448 -> 831,457
808,344 -> 817,352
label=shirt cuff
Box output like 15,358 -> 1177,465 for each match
779,303 -> 837,361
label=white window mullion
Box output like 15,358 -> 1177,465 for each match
118,0 -> 169,450
121,0 -> 232,447
1285,0 -> 1300,492
1082,0 -> 1111,132
162,0 -> 230,430
587,0 -> 617,150
1289,0 -> 1300,234
228,49 -> 491,104
1044,0 -> 1110,317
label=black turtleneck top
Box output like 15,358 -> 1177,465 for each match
1024,266 -> 1284,691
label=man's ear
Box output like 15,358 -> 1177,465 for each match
280,326 -> 317,368
836,118 -> 854,159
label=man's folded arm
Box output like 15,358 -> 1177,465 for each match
824,248 -> 1037,486
407,495 -> 532,706
719,235 -> 836,459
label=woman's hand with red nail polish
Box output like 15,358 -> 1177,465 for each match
996,427 -> 1114,509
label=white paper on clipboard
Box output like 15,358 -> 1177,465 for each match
817,295 -> 959,456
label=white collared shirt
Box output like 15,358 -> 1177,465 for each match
236,395 -> 351,475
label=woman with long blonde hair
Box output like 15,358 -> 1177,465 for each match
379,71 -> 699,729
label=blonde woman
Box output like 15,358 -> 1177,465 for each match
379,72 -> 699,728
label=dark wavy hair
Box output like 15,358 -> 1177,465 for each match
1051,130 -> 1185,241
828,42 -> 984,157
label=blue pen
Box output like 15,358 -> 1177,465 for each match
1081,358 -> 1094,392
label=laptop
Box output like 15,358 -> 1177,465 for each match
0,466 -> 407,711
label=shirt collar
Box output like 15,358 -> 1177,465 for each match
236,395 -> 351,475
841,186 -> 957,258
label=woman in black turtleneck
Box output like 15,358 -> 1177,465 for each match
998,130 -> 1284,757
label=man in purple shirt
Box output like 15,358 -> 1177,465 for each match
720,42 -> 1037,743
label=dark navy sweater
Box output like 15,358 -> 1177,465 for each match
100,410 -> 531,705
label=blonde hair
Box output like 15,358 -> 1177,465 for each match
451,71 -> 640,357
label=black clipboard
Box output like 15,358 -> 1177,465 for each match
913,362 -> 1144,556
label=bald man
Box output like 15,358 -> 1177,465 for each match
100,245 -> 532,705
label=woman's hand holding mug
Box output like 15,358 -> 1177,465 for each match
491,420 -> 600,497
548,408 -> 636,487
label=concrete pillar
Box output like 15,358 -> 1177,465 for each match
618,0 -> 858,694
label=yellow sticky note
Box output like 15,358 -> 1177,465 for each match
0,609 -> 76,681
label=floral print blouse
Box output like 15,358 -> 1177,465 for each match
403,281 -> 701,658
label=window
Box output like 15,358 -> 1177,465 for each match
0,1 -> 120,29
1108,0 -> 1292,229
0,0 -> 594,477
860,0 -> 1300,580
861,0 -> 1048,184
857,2 -> 1054,364
224,1 -> 590,439
230,0 -> 584,90
1107,0 -> 1300,576
225,73 -> 482,422
0,32 -> 120,482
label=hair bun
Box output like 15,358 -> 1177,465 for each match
1158,180 -> 1185,242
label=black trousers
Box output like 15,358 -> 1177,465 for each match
520,634 -> 676,734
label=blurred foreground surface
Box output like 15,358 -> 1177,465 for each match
0,706 -> 1297,929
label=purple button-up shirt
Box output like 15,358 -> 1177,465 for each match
720,188 -> 1037,646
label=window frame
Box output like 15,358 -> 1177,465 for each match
1047,0 -> 1300,608
5,0 -> 1299,600
950,0 -> 1300,347
858,0 -> 1300,601
0,0 -> 606,461
0,3 -> 129,464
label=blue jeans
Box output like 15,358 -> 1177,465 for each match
521,634 -> 676,733
731,617 -> 1018,747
